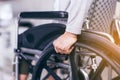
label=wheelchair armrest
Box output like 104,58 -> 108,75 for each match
19,11 -> 68,19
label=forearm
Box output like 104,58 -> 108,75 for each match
66,0 -> 94,34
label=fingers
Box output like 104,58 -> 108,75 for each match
53,44 -> 74,54
53,32 -> 77,54
53,38 -> 75,54
63,46 -> 74,54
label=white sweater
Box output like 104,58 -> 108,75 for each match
54,0 -> 93,34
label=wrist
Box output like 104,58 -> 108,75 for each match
64,32 -> 77,38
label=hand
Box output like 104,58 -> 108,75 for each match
53,32 -> 77,54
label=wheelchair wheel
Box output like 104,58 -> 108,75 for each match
32,31 -> 120,80
75,31 -> 120,80
32,42 -> 70,80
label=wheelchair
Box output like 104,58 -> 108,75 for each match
14,0 -> 120,80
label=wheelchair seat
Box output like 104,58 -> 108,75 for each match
18,23 -> 65,50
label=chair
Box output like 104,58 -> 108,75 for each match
14,0 -> 120,80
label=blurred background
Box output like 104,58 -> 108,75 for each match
0,0 -> 54,80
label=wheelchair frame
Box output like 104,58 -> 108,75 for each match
14,1 -> 120,80
13,11 -> 120,80
14,11 -> 69,80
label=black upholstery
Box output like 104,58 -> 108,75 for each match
18,23 -> 66,50
20,11 -> 68,19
